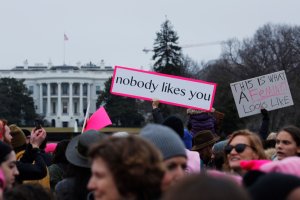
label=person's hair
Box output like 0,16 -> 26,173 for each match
63,163 -> 91,200
39,137 -> 48,150
4,183 -> 54,200
223,130 -> 267,171
0,119 -> 9,144
89,136 -> 165,200
163,173 -> 250,200
0,141 -> 13,164
52,139 -> 69,164
227,130 -> 267,159
278,125 -> 300,147
162,115 -> 184,138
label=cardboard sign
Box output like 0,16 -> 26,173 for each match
230,70 -> 294,118
110,66 -> 217,111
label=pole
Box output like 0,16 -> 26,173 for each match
63,34 -> 66,65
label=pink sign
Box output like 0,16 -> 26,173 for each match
84,107 -> 112,132
110,66 -> 217,111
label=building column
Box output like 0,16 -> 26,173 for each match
69,82 -> 73,116
79,83 -> 83,117
57,83 -> 62,115
47,83 -> 51,116
87,83 -> 91,106
39,83 -> 43,114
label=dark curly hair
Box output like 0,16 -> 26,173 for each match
88,135 -> 165,200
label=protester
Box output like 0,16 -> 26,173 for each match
258,108 -> 270,140
0,119 -> 12,144
152,99 -> 193,149
0,141 -> 19,190
55,130 -> 107,200
0,121 -> 4,142
4,183 -> 54,200
224,129 -> 267,175
151,100 -> 201,173
21,129 -> 31,144
209,139 -> 228,170
248,173 -> 300,200
241,156 -> 300,178
264,132 -> 277,159
48,139 -> 69,190
187,108 -> 217,136
140,124 -> 187,191
162,116 -> 201,173
0,169 -> 5,200
163,173 -> 250,200
191,130 -> 220,168
275,125 -> 300,160
9,125 -> 49,187
38,137 -> 53,166
0,167 -> 6,200
88,136 -> 165,200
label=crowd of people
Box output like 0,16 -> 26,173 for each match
0,101 -> 300,200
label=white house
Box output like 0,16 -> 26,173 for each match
0,62 -> 114,127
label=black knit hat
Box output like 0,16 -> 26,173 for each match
163,116 -> 184,138
0,141 -> 13,164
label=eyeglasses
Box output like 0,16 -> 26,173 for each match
224,143 -> 253,155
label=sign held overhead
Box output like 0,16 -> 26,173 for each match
110,66 -> 217,111
230,70 -> 294,118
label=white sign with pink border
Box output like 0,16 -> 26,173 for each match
230,70 -> 294,118
110,66 -> 217,111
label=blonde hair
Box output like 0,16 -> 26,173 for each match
223,129 -> 267,172
227,129 -> 267,159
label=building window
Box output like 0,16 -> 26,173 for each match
43,100 -> 47,115
42,84 -> 47,96
28,86 -> 34,95
83,84 -> 87,95
62,101 -> 68,114
73,84 -> 79,95
96,85 -> 101,95
51,84 -> 57,95
52,102 -> 56,114
62,83 -> 69,95
74,102 -> 78,114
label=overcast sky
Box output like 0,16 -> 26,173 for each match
1,0 -> 300,70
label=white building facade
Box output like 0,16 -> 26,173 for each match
0,64 -> 113,127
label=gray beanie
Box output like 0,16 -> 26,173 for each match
140,124 -> 186,160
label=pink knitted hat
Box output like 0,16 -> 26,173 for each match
260,156 -> 300,178
240,160 -> 271,170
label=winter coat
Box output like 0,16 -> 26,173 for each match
187,109 -> 217,136
15,144 -> 48,187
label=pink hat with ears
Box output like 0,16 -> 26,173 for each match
259,156 -> 300,178
45,142 -> 57,153
0,168 -> 6,190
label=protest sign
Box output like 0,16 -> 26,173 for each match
83,106 -> 112,132
110,66 -> 217,111
230,70 -> 294,118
